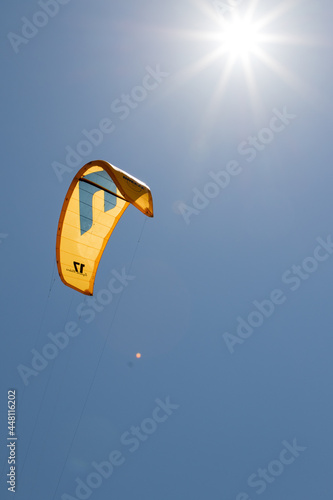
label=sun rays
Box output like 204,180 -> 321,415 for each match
166,0 -> 325,134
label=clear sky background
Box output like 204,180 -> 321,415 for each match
1,0 -> 333,499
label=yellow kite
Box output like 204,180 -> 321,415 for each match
56,160 -> 153,295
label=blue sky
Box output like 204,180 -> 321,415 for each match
1,0 -> 333,499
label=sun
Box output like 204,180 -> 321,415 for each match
165,0 -> 322,137
161,0 -> 323,140
221,18 -> 260,58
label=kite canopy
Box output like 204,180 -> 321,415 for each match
56,160 -> 153,295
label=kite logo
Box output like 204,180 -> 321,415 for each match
73,262 -> 85,274
123,175 -> 144,193
79,171 -> 117,235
